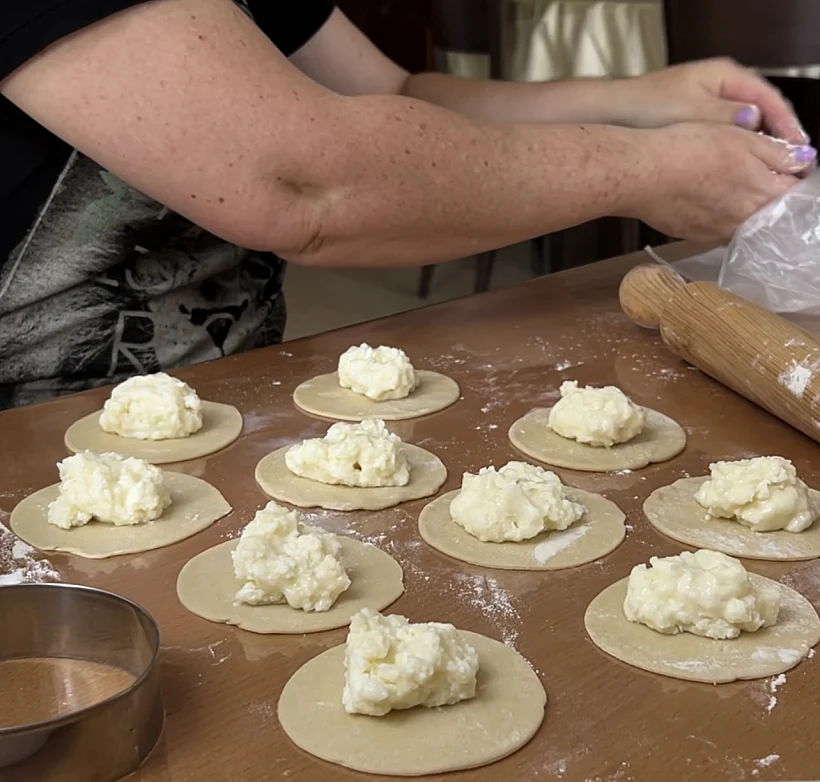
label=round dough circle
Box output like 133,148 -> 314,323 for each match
278,631 -> 546,776
293,370 -> 460,422
255,444 -> 447,511
645,477 -> 820,561
508,407 -> 686,472
177,537 -> 404,634
585,575 -> 820,683
10,473 -> 232,559
64,401 -> 243,464
419,488 -> 625,570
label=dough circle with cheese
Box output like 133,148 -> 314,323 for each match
419,488 -> 625,570
11,473 -> 231,559
585,575 -> 820,683
177,537 -> 404,634
509,406 -> 685,472
645,478 -> 820,561
293,370 -> 460,422
278,631 -> 546,776
65,401 -> 243,464
255,444 -> 447,511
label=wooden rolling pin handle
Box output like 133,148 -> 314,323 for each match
618,265 -> 687,330
619,264 -> 820,445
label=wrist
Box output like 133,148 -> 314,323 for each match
602,77 -> 649,128
598,77 -> 640,126
563,78 -> 628,126
593,125 -> 661,220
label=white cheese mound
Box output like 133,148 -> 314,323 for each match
342,608 -> 479,716
449,460 -> 585,542
624,549 -> 780,640
99,372 -> 203,440
338,343 -> 418,401
548,380 -> 645,447
47,451 -> 171,529
285,419 -> 409,488
695,456 -> 818,533
232,501 -> 350,612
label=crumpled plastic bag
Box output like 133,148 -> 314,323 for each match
649,170 -> 820,319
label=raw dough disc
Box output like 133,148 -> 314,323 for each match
509,407 -> 686,472
10,473 -> 232,559
278,631 -> 546,776
293,370 -> 460,422
176,537 -> 404,634
64,401 -> 243,464
585,575 -> 820,683
255,444 -> 447,511
419,488 -> 625,570
645,477 -> 820,562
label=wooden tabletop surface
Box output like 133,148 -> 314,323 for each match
2,243 -> 818,782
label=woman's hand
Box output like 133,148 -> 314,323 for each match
614,59 -> 809,144
628,123 -> 812,242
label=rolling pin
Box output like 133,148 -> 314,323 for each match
618,264 -> 820,445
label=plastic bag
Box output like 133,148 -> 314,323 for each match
651,170 -> 820,318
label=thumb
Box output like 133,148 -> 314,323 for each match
692,98 -> 762,129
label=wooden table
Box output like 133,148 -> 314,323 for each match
2,244 -> 819,782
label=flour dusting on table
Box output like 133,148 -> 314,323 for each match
455,572 -> 521,648
766,673 -> 787,713
0,520 -> 60,585
247,701 -> 275,720
780,562 -> 820,604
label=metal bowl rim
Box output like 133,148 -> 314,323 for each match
0,582 -> 160,738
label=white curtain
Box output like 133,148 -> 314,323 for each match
445,0 -> 820,82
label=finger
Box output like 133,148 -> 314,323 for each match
719,68 -> 808,144
731,103 -> 762,131
730,173 -> 796,238
767,172 -> 799,198
796,158 -> 818,179
749,134 -> 817,175
699,98 -> 764,131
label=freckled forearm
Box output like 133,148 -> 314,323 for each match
281,94 -> 651,267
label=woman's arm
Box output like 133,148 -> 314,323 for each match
292,9 -> 806,142
2,0 -> 802,268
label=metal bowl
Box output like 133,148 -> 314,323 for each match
0,583 -> 163,779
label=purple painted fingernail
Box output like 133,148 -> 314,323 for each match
734,105 -> 760,129
791,145 -> 817,163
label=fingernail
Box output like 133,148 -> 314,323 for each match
734,105 -> 760,129
797,124 -> 811,144
791,145 -> 817,164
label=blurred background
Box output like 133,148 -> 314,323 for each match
285,0 -> 820,340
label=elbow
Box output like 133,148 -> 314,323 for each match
263,199 -> 340,268
192,115 -> 372,267
271,227 -> 336,268
266,184 -> 335,265
206,177 -> 340,267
